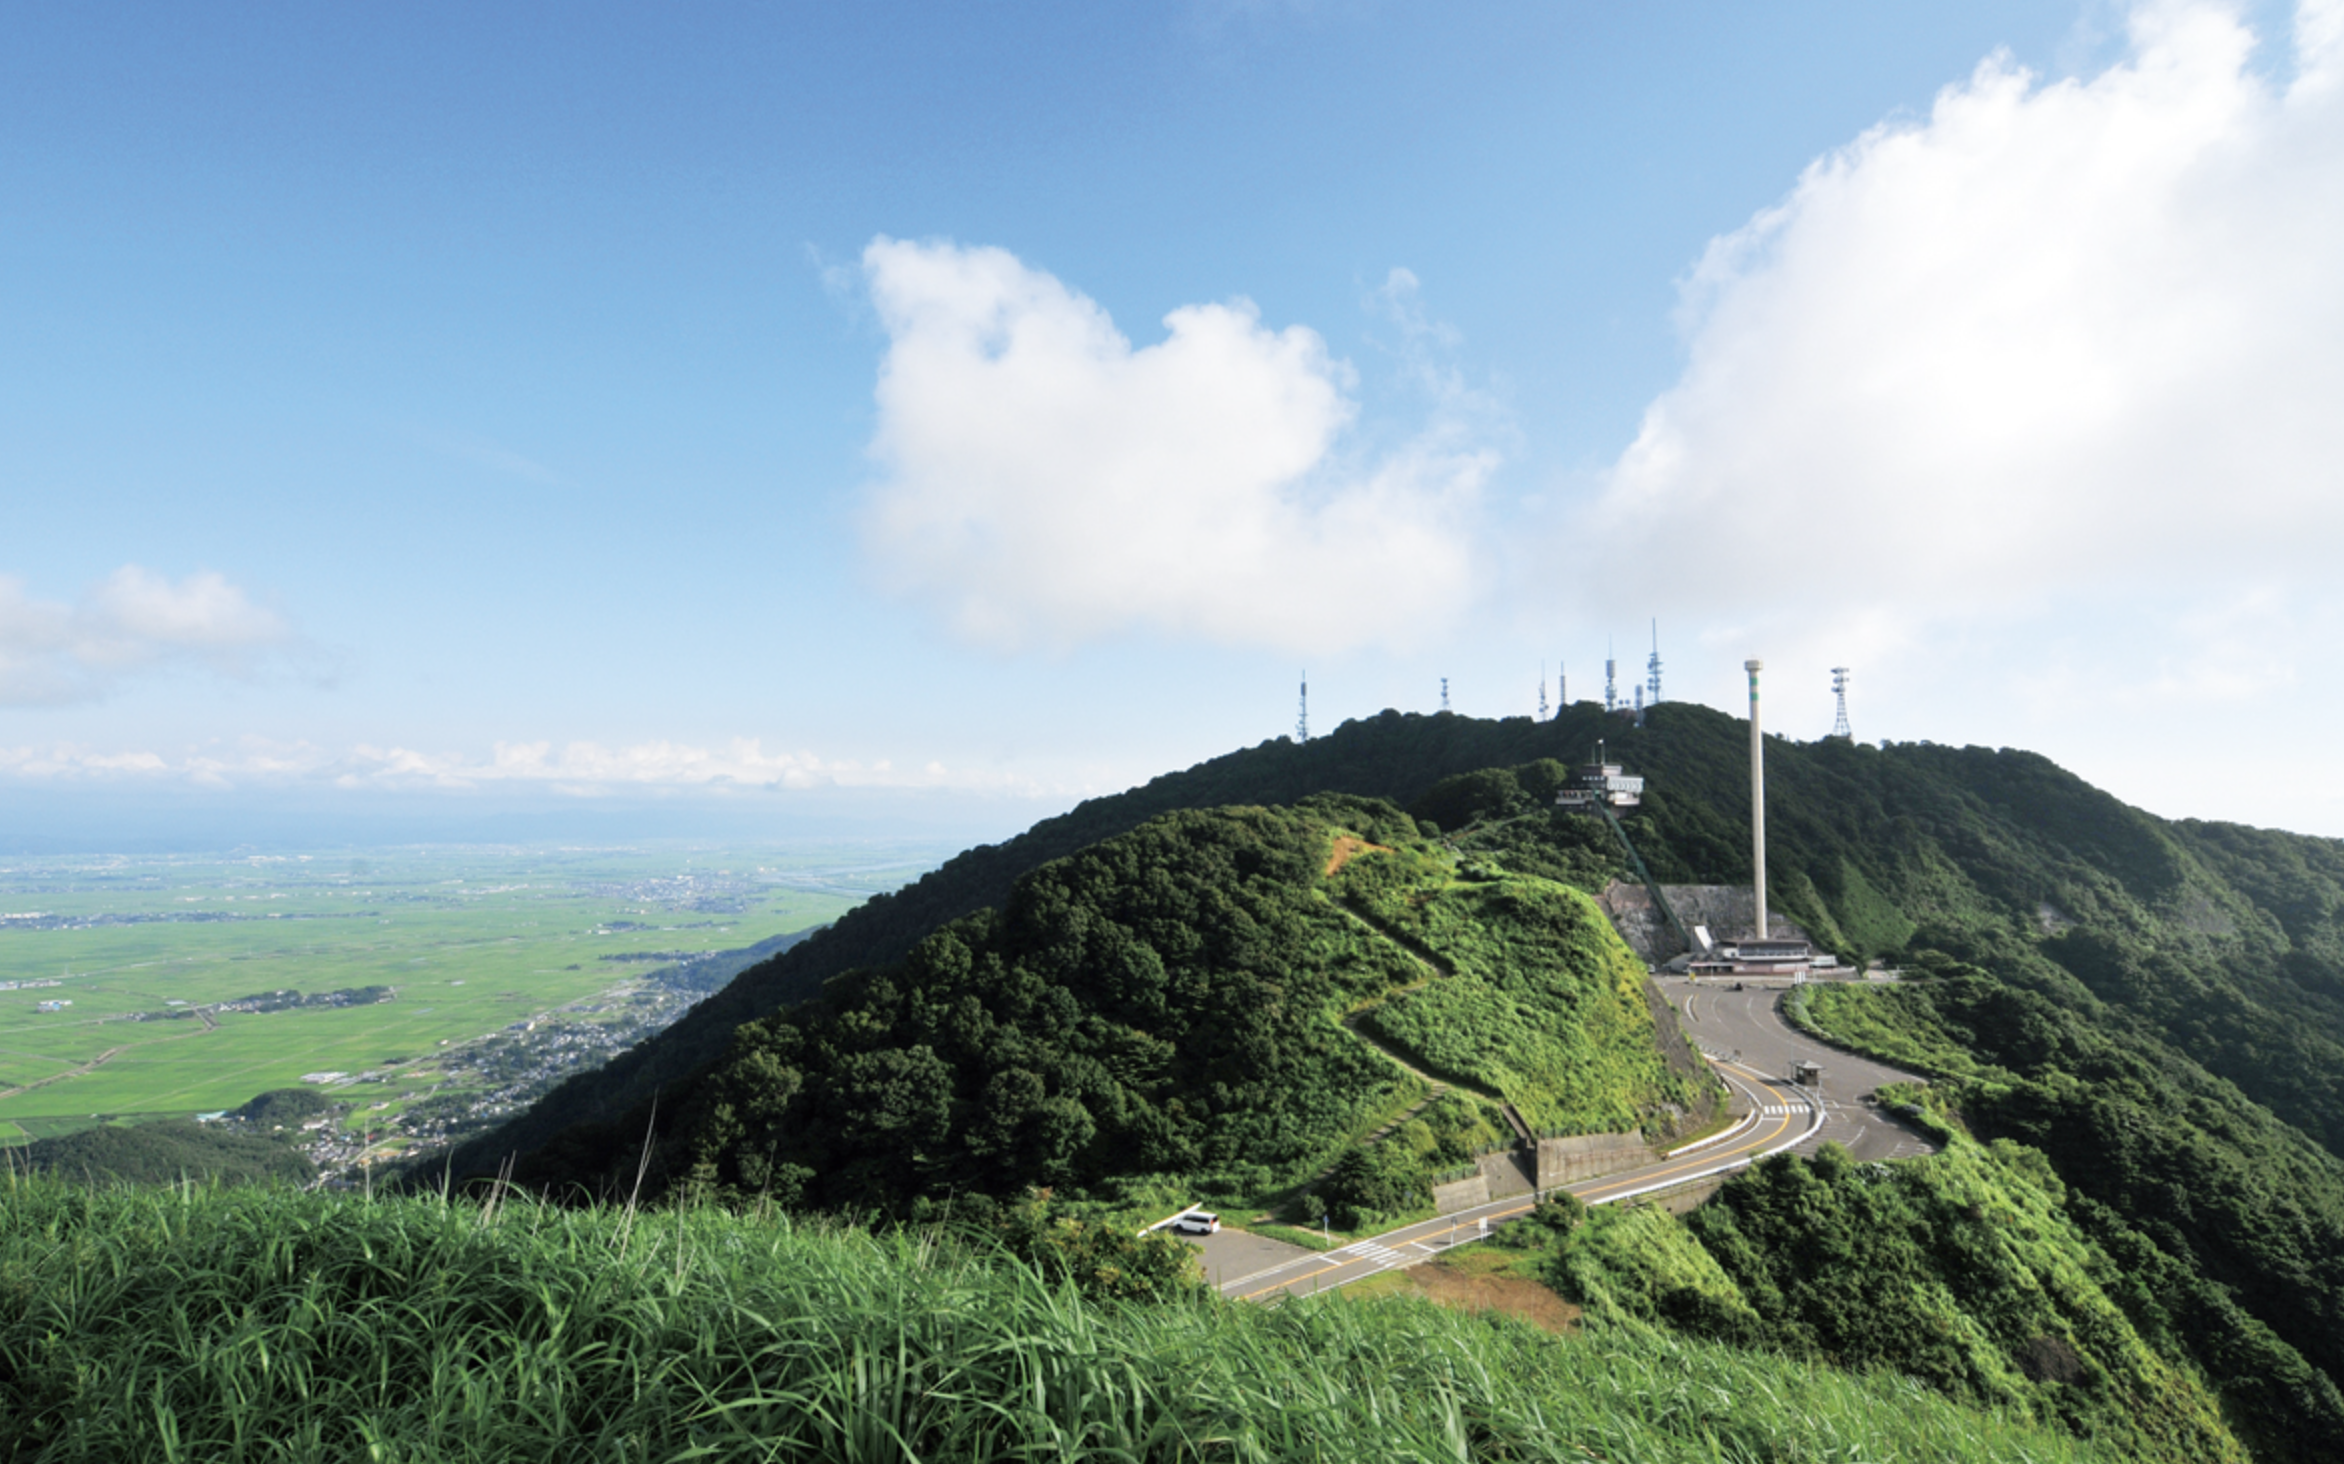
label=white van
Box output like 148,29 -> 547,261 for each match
1168,1211 -> 1220,1236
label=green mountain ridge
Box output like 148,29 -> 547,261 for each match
443,707 -> 1626,1182
602,796 -> 1714,1219
456,701 -> 2344,1192
429,701 -> 2344,1461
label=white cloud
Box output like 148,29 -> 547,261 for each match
858,238 -> 1492,654
1576,0 -> 2344,832
1601,0 -> 2344,616
0,567 -> 296,704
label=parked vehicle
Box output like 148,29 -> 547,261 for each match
1168,1211 -> 1220,1236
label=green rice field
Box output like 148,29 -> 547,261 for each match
0,841 -> 944,1143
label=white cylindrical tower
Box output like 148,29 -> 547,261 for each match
1746,658 -> 1766,939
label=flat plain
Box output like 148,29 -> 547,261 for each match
0,840 -> 944,1145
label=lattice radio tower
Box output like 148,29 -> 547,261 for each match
1296,672 -> 1309,744
1646,620 -> 1663,706
1440,676 -> 1451,712
1538,663 -> 1549,721
1604,641 -> 1618,713
1830,667 -> 1853,739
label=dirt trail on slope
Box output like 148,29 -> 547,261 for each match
1354,1258 -> 1581,1335
1323,836 -> 1392,878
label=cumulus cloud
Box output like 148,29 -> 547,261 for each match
1577,0 -> 2344,832
858,238 -> 1492,654
1597,0 -> 2344,626
0,567 -> 296,704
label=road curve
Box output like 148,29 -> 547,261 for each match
1218,978 -> 1935,1302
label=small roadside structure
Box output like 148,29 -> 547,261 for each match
1684,936 -> 1852,979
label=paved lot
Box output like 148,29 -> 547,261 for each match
1179,1224 -> 1320,1288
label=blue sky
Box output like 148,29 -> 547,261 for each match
6,0 -> 2341,846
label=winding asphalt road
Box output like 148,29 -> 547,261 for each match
1202,977 -> 1935,1301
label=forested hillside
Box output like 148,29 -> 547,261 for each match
463,702 -> 2344,1194
429,700 -> 2344,1463
10,1119 -> 314,1187
531,795 -> 1712,1216
1544,1136 -> 2250,1464
447,709 -> 1609,1179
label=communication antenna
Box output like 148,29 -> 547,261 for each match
1558,662 -> 1566,712
1830,667 -> 1853,740
1537,663 -> 1549,722
1647,619 -> 1663,706
1440,677 -> 1451,712
1604,641 -> 1617,713
1297,672 -> 1309,744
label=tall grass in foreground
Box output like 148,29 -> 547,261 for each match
1,1179 -> 2111,1463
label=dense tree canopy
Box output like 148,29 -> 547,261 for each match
568,796 -> 1712,1216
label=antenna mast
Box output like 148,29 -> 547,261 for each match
1604,641 -> 1617,712
1537,663 -> 1549,721
1830,667 -> 1853,739
1647,619 -> 1663,707
1297,672 -> 1309,744
1440,677 -> 1451,713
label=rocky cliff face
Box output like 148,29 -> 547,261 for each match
1598,882 -> 1807,964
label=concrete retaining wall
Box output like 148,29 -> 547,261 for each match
1431,1173 -> 1492,1214
1536,1131 -> 1652,1188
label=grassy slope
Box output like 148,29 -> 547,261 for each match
1792,977 -> 2344,1464
1537,1140 -> 2250,1464
0,1178 -> 2120,1464
1347,871 -> 1697,1135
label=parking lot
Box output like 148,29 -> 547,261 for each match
1175,1225 -> 1319,1289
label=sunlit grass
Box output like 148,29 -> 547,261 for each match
0,1176 -> 2118,1462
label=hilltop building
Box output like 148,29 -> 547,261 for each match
1554,741 -> 1644,811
